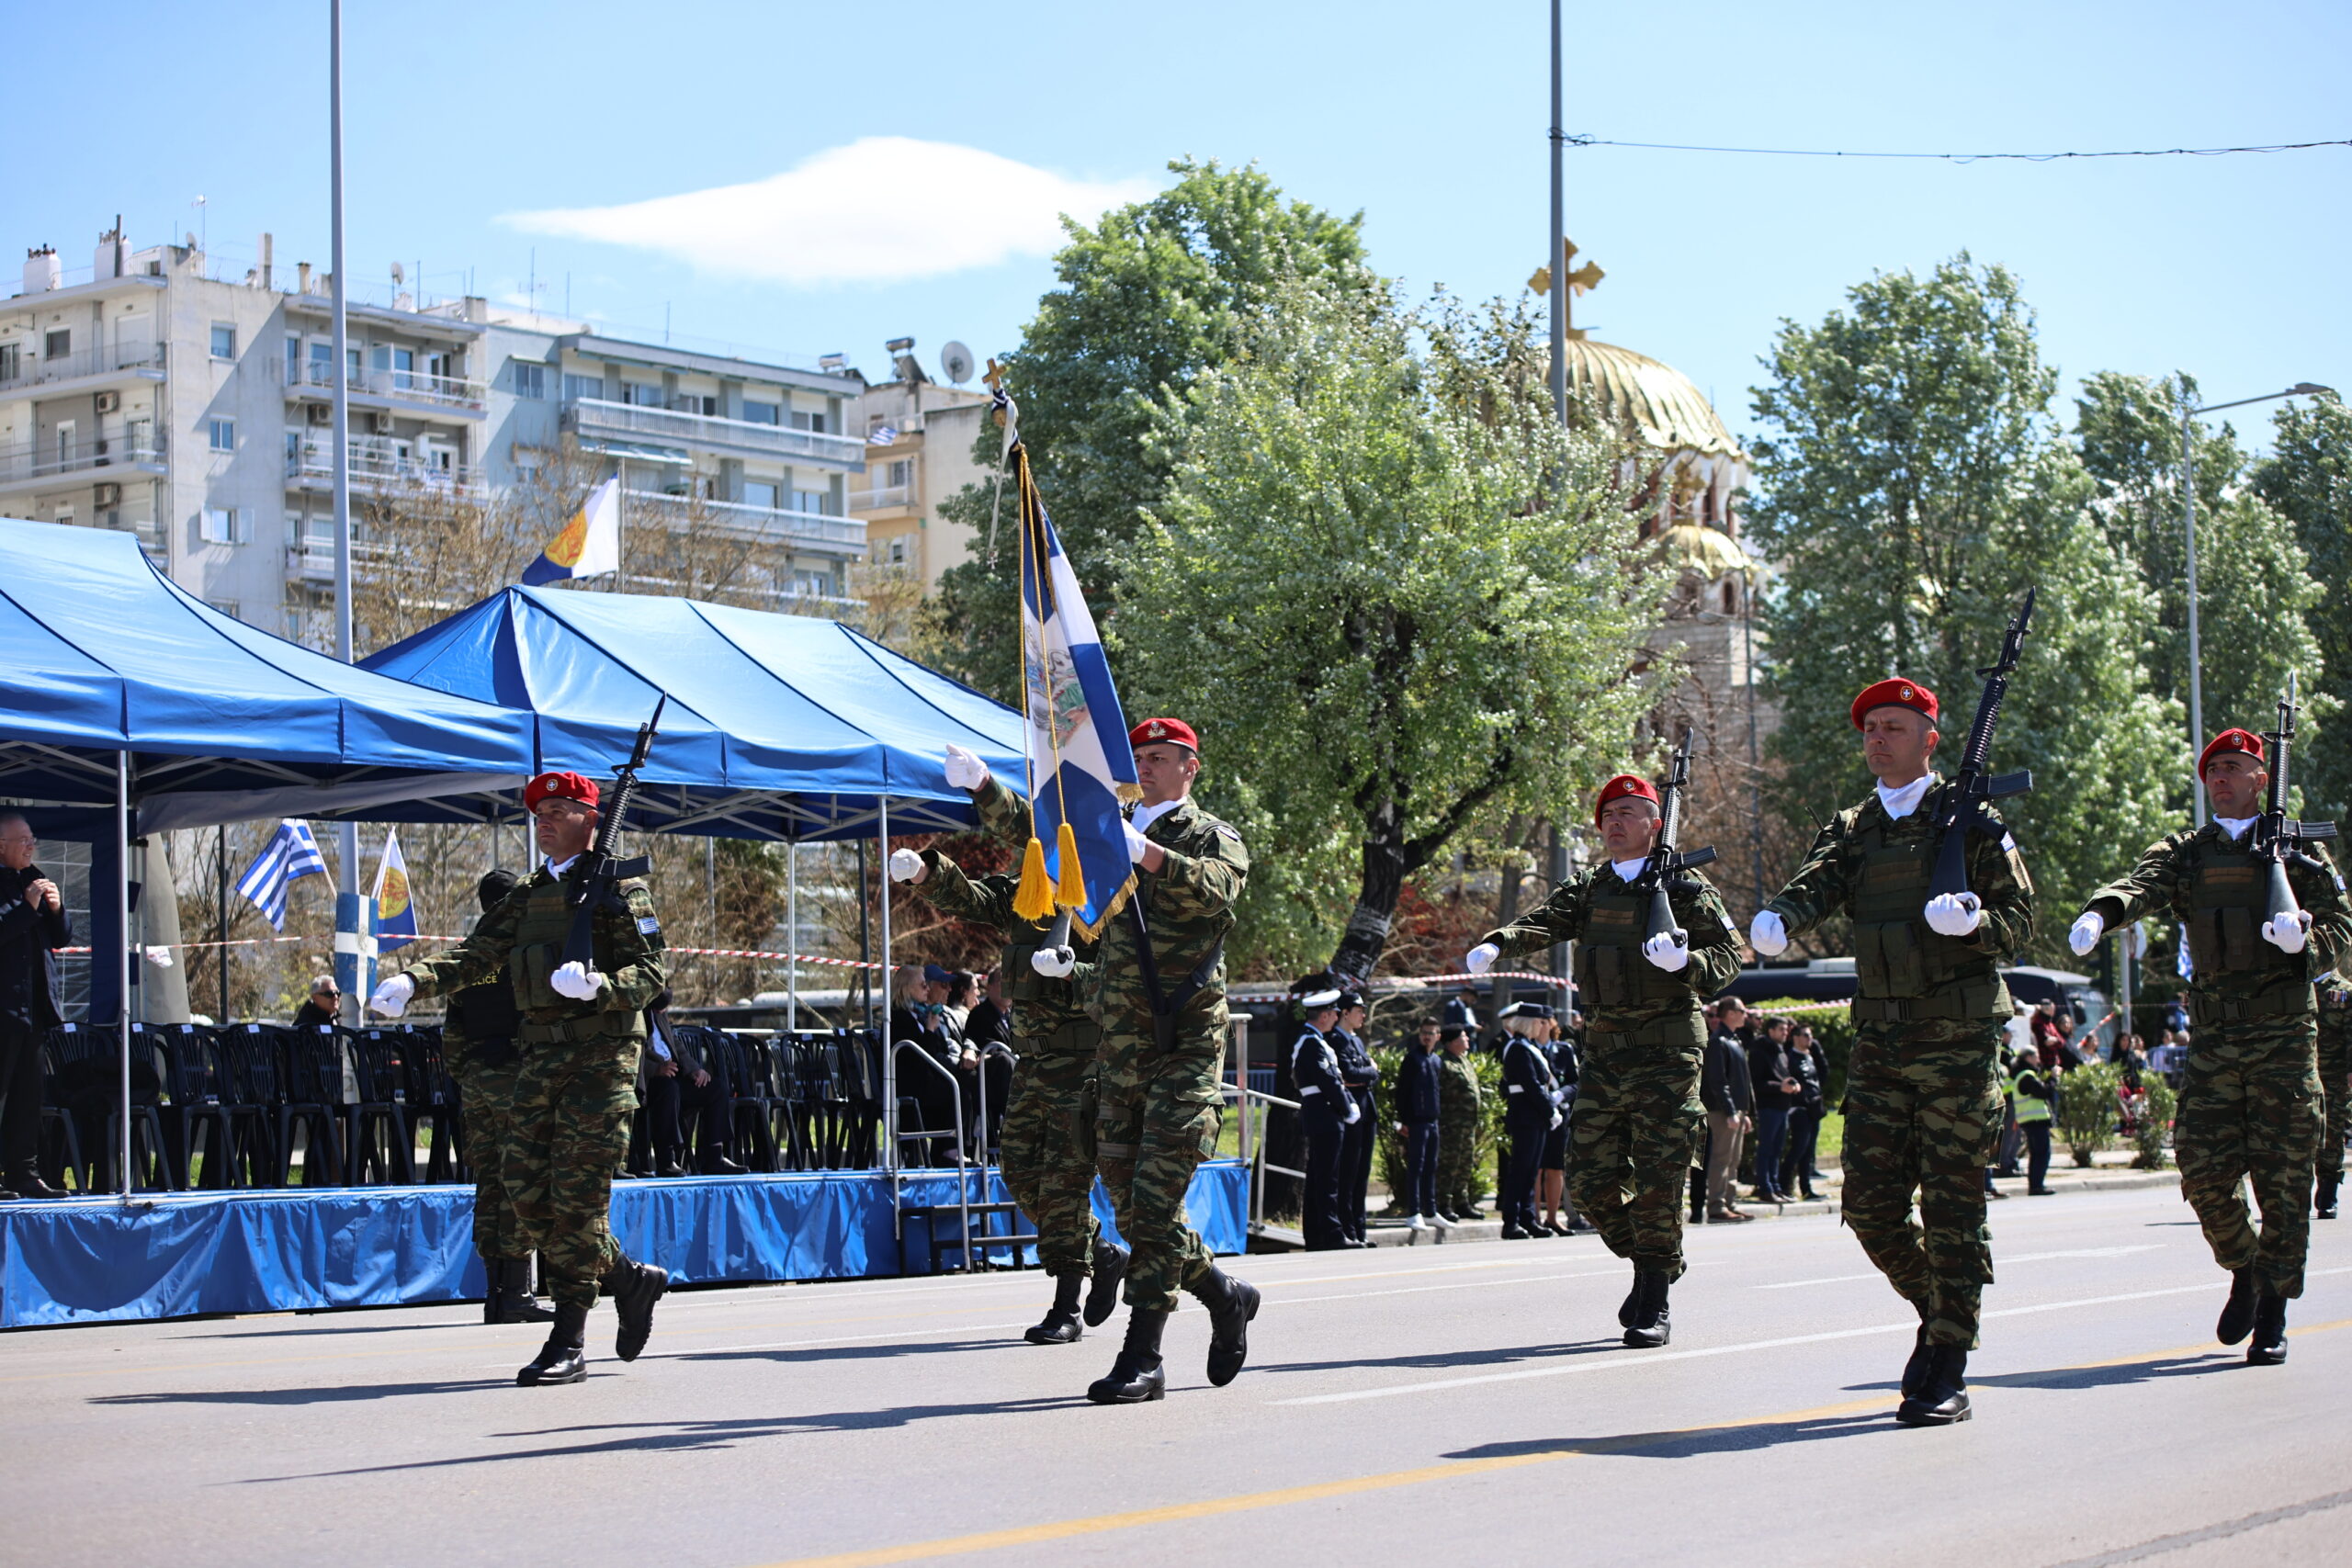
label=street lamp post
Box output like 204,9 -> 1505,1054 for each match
2179,380 -> 2332,825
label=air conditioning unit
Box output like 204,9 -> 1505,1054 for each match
93,482 -> 121,507
369,412 -> 394,434
307,402 -> 332,426
95,390 -> 121,414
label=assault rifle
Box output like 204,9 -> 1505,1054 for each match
562,694 -> 667,966
1928,590 -> 2035,902
2256,671 -> 2338,931
1637,728 -> 1718,946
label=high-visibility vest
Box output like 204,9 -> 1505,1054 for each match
2009,1069 -> 2052,1124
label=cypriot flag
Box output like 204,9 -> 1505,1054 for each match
371,829 -> 419,952
1007,406 -> 1138,938
522,475 -> 620,586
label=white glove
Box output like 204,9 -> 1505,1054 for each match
1464,942 -> 1500,976
1749,910 -> 1787,956
1342,1100 -> 1362,1125
2067,911 -> 2104,956
1123,821 -> 1151,863
369,974 -> 413,1019
944,743 -> 990,792
549,961 -> 607,1000
142,944 -> 175,969
888,848 -> 927,884
1549,1110 -> 1564,1130
1641,931 -> 1690,972
2262,910 -> 2312,954
1031,945 -> 1076,978
1923,892 -> 1984,938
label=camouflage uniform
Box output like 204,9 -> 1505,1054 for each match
442,972 -> 526,1261
1088,796 -> 1248,1314
399,864 -> 667,1310
909,774 -> 1104,1279
2083,826 -> 2350,1296
1436,1052 -> 1485,1215
1765,784 -> 2035,1348
2317,980 -> 2351,1189
1482,866 -> 1741,1280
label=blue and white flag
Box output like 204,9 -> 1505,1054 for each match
521,475 -> 619,586
235,819 -> 327,931
1012,435 -> 1138,937
371,829 -> 418,952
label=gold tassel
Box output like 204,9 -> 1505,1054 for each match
1012,836 -> 1056,921
1055,820 -> 1087,908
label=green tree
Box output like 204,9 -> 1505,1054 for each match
928,159 -> 1372,701
1746,255 -> 2178,952
1119,281 -> 1660,979
2074,371 -> 2328,801
2251,395 -> 2352,822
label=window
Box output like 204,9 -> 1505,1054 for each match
285,431 -> 303,468
286,334 -> 302,383
207,600 -> 241,620
209,418 -> 236,453
792,570 -> 833,598
310,341 -> 333,383
672,393 -> 716,417
788,410 -> 828,434
511,362 -> 547,400
742,400 -> 780,425
562,372 -> 605,403
54,421 -> 75,468
741,479 -> 779,510
46,328 -> 71,359
199,507 -> 253,545
623,381 -> 664,408
54,508 -> 76,530
209,324 -> 236,359
793,488 -> 831,516
886,537 -> 907,566
0,344 -> 18,381
886,459 -> 912,488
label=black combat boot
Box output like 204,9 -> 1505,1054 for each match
1086,1308 -> 1169,1404
2217,1266 -> 2260,1346
1894,1345 -> 1971,1426
1623,1271 -> 1671,1349
1025,1273 -> 1085,1344
2317,1172 -> 2340,1220
1085,1238 -> 1130,1328
2246,1289 -> 2290,1365
604,1255 -> 670,1362
1901,1299 -> 1935,1400
485,1258 -> 558,1325
1617,1272 -> 1644,1328
1191,1267 -> 1261,1387
516,1303 -> 589,1386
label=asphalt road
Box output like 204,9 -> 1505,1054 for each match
9,1184 -> 2349,1568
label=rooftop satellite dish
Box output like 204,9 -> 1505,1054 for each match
940,341 -> 975,384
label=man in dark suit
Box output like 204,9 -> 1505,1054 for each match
0,812 -> 73,1199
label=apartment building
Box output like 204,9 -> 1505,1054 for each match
849,338 -> 993,591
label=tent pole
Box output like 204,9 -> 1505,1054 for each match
878,796 -> 894,1177
216,822 -> 229,1024
786,840 -> 798,1032
116,750 -> 132,1200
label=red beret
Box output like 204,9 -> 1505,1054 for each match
1594,773 -> 1660,823
2199,728 -> 2266,775
1850,677 -> 1939,730
1129,717 -> 1199,752
524,771 -> 599,811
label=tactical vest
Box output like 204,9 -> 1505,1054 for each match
2183,838 -> 2312,1022
1001,930 -> 1078,1009
447,967 -> 522,1065
1573,886 -> 1692,1012
1849,815 -> 2007,1021
509,873 -> 644,1037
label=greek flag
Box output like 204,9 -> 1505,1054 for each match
235,819 -> 327,931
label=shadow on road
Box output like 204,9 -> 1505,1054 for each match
94,1378 -> 514,1406
1260,1338 -> 1623,1378
660,1336 -> 1019,1367
1443,1409 -> 1888,1461
1971,1351 -> 2237,1391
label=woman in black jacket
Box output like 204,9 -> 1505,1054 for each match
1780,1024 -> 1827,1201
1393,1018 -> 1446,1231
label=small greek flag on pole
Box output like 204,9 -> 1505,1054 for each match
235,819 -> 328,931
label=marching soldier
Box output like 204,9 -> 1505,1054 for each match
888,745 -> 1128,1345
1332,991 -> 1380,1245
1435,1024 -> 1485,1220
442,867 -> 552,1325
2069,728 -> 2350,1362
1078,717 -> 1261,1404
1494,1004 -> 1563,1240
1465,773 -> 1742,1346
1289,988 -> 1352,1250
2318,976 -> 2350,1219
1750,679 -> 2036,1425
370,771 -> 671,1387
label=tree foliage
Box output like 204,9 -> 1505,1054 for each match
2251,395 -> 2352,821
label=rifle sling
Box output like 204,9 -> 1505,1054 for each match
1125,897 -> 1223,1055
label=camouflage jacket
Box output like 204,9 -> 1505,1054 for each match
1482,864 -> 1742,1036
1766,784 -> 2036,963
398,863 -> 667,1032
912,847 -> 1099,1047
2084,823 -> 2350,1005
1091,795 -> 1249,1080
1438,1052 -> 1482,1121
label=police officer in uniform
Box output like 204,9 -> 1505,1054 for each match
443,867 -> 553,1324
1332,991 -> 1379,1246
1495,1004 -> 1563,1239
1751,679 -> 2036,1426
2070,727 -> 2350,1362
1467,773 -> 1742,1343
1289,989 -> 1351,1250
371,770 -> 671,1386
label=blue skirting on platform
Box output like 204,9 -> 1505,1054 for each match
0,1161 -> 1249,1328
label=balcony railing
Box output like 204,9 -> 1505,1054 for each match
286,439 -> 480,494
622,490 -> 865,557
278,358 -> 486,412
0,435 -> 167,487
565,397 -> 865,467
286,537 -> 399,584
850,484 -> 912,511
0,340 -> 167,394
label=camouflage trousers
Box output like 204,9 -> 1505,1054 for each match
1094,1045 -> 1219,1314
2318,1021 -> 2349,1180
999,1043 -> 1101,1279
1436,1112 -> 1483,1214
450,1050 -> 526,1261
1567,1037 -> 1704,1280
504,1032 -> 643,1310
1840,1020 -> 2003,1348
2177,1020 -> 2322,1297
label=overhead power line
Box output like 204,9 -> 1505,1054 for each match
1565,134 -> 2352,163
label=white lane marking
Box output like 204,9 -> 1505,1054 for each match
1755,1245 -> 2163,1289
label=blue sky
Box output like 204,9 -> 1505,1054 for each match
13,1 -> 2347,445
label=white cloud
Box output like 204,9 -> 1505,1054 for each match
501,137 -> 1158,288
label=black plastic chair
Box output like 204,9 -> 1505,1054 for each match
400,1026 -> 466,1182
45,1021 -> 169,1191
147,1024 -> 237,1190
274,1025 -> 349,1186
342,1028 -> 416,1184
36,1039 -> 85,1190
212,1023 -> 287,1189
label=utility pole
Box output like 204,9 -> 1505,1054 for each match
1547,0 -> 1566,433
329,0 -> 368,1025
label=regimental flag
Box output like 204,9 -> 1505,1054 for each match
521,475 -> 620,586
235,819 -> 328,931
1007,412 -> 1138,937
371,829 -> 418,952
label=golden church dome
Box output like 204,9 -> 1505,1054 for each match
1551,338 -> 1742,459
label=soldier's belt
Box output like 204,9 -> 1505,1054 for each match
1012,1021 -> 1100,1055
2192,981 -> 2315,1027
1584,1013 -> 1707,1050
1850,982 -> 2001,1023
516,1010 -> 640,1045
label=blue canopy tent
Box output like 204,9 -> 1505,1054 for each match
0,517 -> 540,1192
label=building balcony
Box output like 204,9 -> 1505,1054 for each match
285,537 -> 398,585
0,341 -> 168,401
622,491 -> 865,561
0,435 -> 168,498
564,397 -> 865,470
277,358 -> 487,417
285,438 -> 481,498
850,483 -> 913,512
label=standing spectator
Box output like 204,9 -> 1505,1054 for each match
1290,989 -> 1352,1251
1749,1015 -> 1799,1203
2010,1045 -> 2055,1195
1701,999 -> 1754,1221
1435,1024 -> 1485,1220
0,812 -> 72,1200
1535,1008 -> 1581,1234
2165,990 -> 2191,1039
1994,1005 -> 2031,1176
1332,992 -> 1379,1246
1442,984 -> 1481,1036
2030,998 -> 2069,1068
1394,1018 -> 1447,1231
1781,1023 -> 1827,1201
293,976 -> 340,1029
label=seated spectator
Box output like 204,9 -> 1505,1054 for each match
292,976 -> 340,1029
942,968 -> 979,1034
964,969 -> 1012,1051
636,994 -> 742,1177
